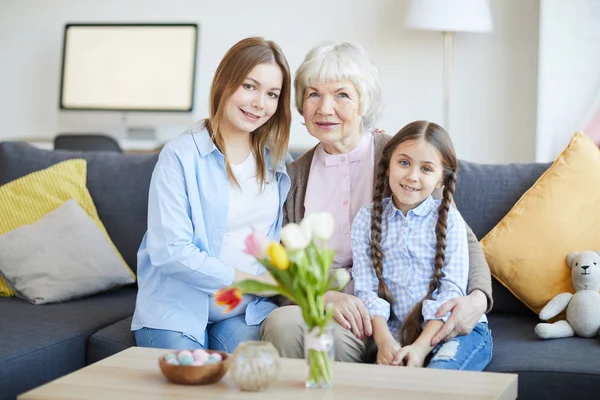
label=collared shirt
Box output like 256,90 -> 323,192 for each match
131,122 -> 290,345
351,196 -> 487,342
304,132 -> 375,271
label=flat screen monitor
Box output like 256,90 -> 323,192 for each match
59,23 -> 198,112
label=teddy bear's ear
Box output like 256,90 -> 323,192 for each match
567,252 -> 579,268
596,250 -> 600,258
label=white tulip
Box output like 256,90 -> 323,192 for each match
280,223 -> 310,251
299,214 -> 314,243
311,212 -> 335,241
332,269 -> 351,290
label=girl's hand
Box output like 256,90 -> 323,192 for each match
376,338 -> 401,365
392,345 -> 429,367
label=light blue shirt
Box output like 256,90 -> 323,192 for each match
352,196 -> 486,343
131,122 -> 290,345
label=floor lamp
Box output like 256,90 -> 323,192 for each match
405,0 -> 493,131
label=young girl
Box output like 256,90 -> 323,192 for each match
351,121 -> 492,370
132,37 -> 292,352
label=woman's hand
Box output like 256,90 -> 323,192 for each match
376,337 -> 401,365
431,290 -> 487,346
392,344 -> 429,367
324,291 -> 372,339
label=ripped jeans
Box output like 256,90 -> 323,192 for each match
427,322 -> 493,371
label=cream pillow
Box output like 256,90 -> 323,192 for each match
481,132 -> 600,314
0,199 -> 135,304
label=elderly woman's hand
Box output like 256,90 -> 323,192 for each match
324,291 -> 372,339
430,290 -> 487,346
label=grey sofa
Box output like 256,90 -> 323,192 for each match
0,142 -> 156,400
0,141 -> 597,400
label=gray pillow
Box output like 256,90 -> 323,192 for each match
0,199 -> 136,304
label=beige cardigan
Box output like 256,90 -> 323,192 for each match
282,132 -> 493,311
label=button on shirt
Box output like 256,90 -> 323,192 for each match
351,196 -> 487,343
304,132 -> 375,271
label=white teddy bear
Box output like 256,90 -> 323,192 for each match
535,251 -> 600,339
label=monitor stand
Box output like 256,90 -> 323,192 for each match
127,126 -> 157,140
121,113 -> 157,140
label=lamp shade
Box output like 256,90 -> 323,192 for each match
405,0 -> 493,32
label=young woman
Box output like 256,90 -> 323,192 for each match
132,37 -> 292,352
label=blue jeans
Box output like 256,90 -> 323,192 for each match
134,314 -> 261,353
426,322 -> 493,371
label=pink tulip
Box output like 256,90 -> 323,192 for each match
243,231 -> 270,259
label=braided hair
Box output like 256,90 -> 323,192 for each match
368,121 -> 458,346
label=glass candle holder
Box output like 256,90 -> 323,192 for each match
229,341 -> 281,391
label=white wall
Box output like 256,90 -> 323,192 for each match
0,0 -> 539,163
536,0 -> 600,161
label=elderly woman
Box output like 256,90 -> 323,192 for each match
260,42 -> 492,362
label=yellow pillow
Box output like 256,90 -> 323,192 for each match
481,132 -> 600,314
0,159 -> 134,296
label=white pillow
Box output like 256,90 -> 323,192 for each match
0,199 -> 135,304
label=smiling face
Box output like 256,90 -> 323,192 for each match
387,138 -> 445,215
302,80 -> 363,154
221,62 -> 283,136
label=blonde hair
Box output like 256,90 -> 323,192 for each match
205,37 -> 291,186
294,41 -> 382,131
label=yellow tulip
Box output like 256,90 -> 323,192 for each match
268,242 -> 289,270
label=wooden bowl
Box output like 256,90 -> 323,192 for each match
158,350 -> 229,385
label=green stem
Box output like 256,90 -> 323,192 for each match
316,351 -> 327,383
306,289 -> 322,327
308,349 -> 332,386
322,351 -> 332,383
325,351 -> 333,382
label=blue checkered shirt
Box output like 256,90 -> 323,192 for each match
352,196 -> 486,342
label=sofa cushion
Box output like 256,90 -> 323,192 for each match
0,142 -> 158,273
454,159 -> 551,241
0,287 -> 136,400
454,159 -> 551,314
0,159 -> 131,297
486,313 -> 600,399
0,200 -> 135,304
87,316 -> 136,364
490,278 -> 535,315
480,132 -> 600,314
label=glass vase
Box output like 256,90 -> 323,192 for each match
303,322 -> 334,388
229,341 -> 281,391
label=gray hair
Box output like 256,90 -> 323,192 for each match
294,41 -> 382,131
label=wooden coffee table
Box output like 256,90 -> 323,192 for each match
19,347 -> 517,399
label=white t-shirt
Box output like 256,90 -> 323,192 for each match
219,153 -> 279,276
210,153 -> 279,323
